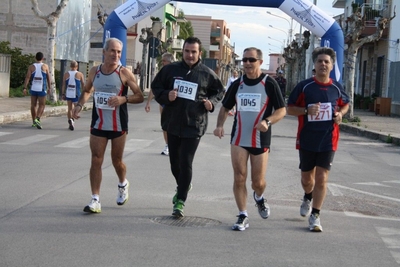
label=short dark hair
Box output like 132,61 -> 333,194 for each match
312,47 -> 336,64
183,37 -> 202,52
35,52 -> 44,61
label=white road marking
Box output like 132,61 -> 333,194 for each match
55,137 -> 90,148
384,180 -> 400,184
0,134 -> 57,145
329,183 -> 400,203
376,227 -> 400,264
0,132 -> 12,137
354,182 -> 391,187
124,139 -> 153,152
344,212 -> 400,221
327,183 -> 344,196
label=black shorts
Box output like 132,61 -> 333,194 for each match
299,149 -> 335,171
90,128 -> 127,140
242,146 -> 269,156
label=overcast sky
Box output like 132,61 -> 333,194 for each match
176,1 -> 344,68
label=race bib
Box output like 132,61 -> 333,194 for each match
308,102 -> 332,122
94,92 -> 116,110
174,80 -> 198,101
237,93 -> 261,112
31,77 -> 43,92
66,84 -> 76,98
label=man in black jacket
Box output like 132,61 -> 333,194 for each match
151,37 -> 225,217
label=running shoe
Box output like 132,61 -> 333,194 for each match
83,198 -> 101,213
68,118 -> 74,131
253,191 -> 270,219
32,121 -> 37,127
172,199 -> 185,218
232,214 -> 249,231
116,180 -> 129,205
172,183 -> 192,204
161,144 -> 169,156
34,118 -> 42,129
300,198 -> 312,217
309,213 -> 323,232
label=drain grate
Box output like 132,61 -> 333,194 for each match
151,216 -> 222,227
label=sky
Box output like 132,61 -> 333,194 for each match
176,1 -> 344,68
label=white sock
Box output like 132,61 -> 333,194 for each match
254,193 -> 264,201
118,180 -> 128,187
239,210 -> 248,217
92,194 -> 99,201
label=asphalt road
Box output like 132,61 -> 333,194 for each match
0,100 -> 399,267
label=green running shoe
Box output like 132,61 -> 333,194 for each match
172,183 -> 192,204
172,199 -> 185,218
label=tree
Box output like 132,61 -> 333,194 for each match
30,0 -> 69,102
0,41 -> 35,88
344,4 -> 396,119
283,31 -> 311,95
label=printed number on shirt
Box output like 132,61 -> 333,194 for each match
308,102 -> 332,122
237,93 -> 261,112
94,92 -> 116,110
174,80 -> 198,101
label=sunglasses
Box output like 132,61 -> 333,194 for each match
242,57 -> 259,63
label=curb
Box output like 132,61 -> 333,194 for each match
340,123 -> 400,145
0,104 -> 94,125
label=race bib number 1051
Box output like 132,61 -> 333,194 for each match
94,92 -> 116,110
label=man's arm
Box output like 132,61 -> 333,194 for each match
44,64 -> 51,91
73,67 -> 95,119
61,72 -> 68,97
23,65 -> 33,94
121,67 -> 144,104
213,106 -> 230,139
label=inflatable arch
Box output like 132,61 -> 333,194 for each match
104,0 -> 344,82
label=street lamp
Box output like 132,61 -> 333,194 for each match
268,36 -> 285,46
269,25 -> 289,45
266,11 -> 293,44
268,43 -> 281,50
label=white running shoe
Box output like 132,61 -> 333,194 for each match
83,198 -> 101,213
161,144 -> 169,156
309,213 -> 323,232
117,180 -> 129,205
300,198 -> 312,217
232,215 -> 249,231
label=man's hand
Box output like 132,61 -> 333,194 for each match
202,98 -> 213,111
213,127 -> 224,139
168,89 -> 178,102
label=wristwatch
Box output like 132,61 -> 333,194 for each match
264,119 -> 271,127
304,108 -> 308,115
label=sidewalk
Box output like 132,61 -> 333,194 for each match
0,96 -> 399,145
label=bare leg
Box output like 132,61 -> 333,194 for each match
231,145 -> 249,212
89,135 -> 108,195
111,133 -> 127,184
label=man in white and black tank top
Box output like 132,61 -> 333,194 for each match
72,38 -> 144,214
23,52 -> 51,129
214,47 -> 286,231
62,60 -> 85,130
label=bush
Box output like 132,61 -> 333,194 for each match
0,41 -> 35,88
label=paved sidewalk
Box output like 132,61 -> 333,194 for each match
0,96 -> 399,145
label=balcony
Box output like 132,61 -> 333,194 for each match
209,45 -> 220,51
171,38 -> 184,50
332,0 -> 345,8
360,4 -> 390,37
211,29 -> 220,37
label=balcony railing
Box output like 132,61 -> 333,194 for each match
361,3 -> 390,22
